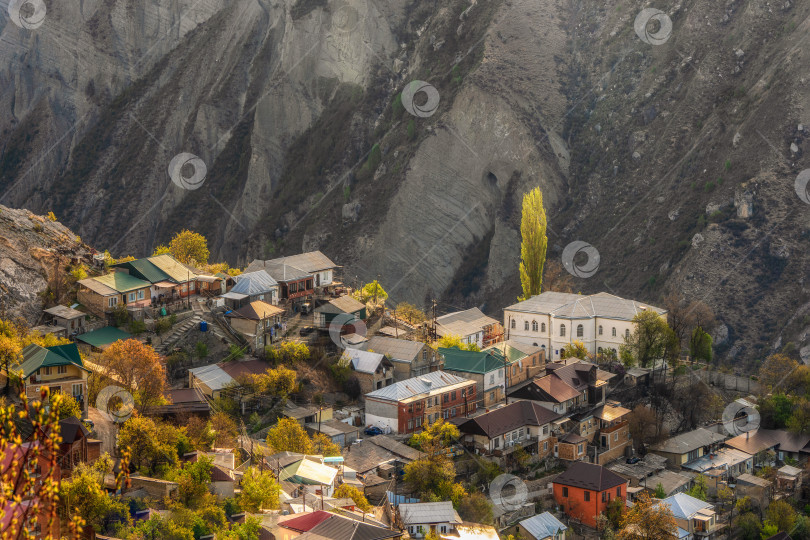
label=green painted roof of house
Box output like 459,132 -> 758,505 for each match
483,343 -> 526,363
113,259 -> 171,284
17,343 -> 88,378
75,326 -> 132,348
439,347 -> 505,374
92,272 -> 151,293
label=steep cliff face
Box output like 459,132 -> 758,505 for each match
2,0 -> 810,365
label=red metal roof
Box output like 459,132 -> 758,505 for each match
279,510 -> 334,532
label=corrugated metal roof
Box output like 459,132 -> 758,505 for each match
361,336 -> 423,362
315,295 -> 365,315
365,371 -> 473,403
261,262 -> 311,282
249,251 -> 338,274
75,326 -> 133,348
458,401 -> 562,439
505,291 -> 666,321
17,343 -> 88,378
86,272 -> 151,293
113,258 -> 170,284
188,364 -> 233,391
43,305 -> 85,319
656,493 -> 713,520
519,512 -> 567,539
227,300 -> 284,320
651,427 -> 727,454
147,254 -> 198,282
435,307 -> 497,338
399,502 -> 462,526
341,348 -> 385,374
231,271 -> 278,295
281,458 -> 338,485
440,347 -> 503,375
553,462 -> 626,491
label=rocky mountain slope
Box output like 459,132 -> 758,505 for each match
1,0 -> 810,366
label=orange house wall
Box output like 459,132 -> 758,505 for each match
553,482 -> 626,529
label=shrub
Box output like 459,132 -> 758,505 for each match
128,320 -> 147,335
155,317 -> 172,335
704,181 -> 716,192
195,341 -> 209,359
46,211 -> 57,222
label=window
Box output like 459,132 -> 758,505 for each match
415,417 -> 422,427
512,365 -> 517,375
451,408 -> 457,417
451,391 -> 456,400
577,443 -> 584,453
533,356 -> 537,366
612,327 -> 617,337
490,391 -> 496,402
625,329 -> 630,338
44,367 -> 51,375
532,320 -> 538,332
543,425 -> 549,435
614,432 -> 619,441
408,403 -> 413,413
524,321 -> 529,331
189,282 -> 195,291
541,322 -> 546,332
443,393 -> 449,403
128,292 -> 136,302
461,389 -> 466,398
443,409 -> 449,419
599,325 -> 603,335
602,491 -> 609,503
490,374 -> 495,384
601,435 -> 607,447
616,487 -> 621,497
560,324 -> 566,337
584,491 -> 590,501
577,324 -> 583,337
408,419 -> 413,429
57,365 -> 67,374
108,297 -> 117,307
562,487 -> 568,497
511,319 -> 516,329
544,441 -> 549,451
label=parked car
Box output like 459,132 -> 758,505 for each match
299,326 -> 315,336
364,426 -> 383,436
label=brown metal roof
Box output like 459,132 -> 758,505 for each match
459,401 -> 562,439
553,461 -> 626,492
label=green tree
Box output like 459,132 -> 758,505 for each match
266,418 -> 313,453
733,512 -> 762,540
175,456 -> 213,509
761,522 -> 779,538
196,341 -> 209,359
653,483 -> 666,499
311,432 -> 341,457
61,462 -> 131,535
355,280 -> 388,305
765,499 -> 796,533
238,468 -> 280,512
167,229 -> 210,265
334,484 -> 373,513
118,417 -> 179,473
409,420 -> 460,455
221,516 -> 262,540
518,187 -> 547,301
457,492 -> 493,525
689,326 -> 713,362
687,475 -> 708,501
623,311 -> 679,368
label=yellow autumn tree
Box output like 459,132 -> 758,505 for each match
167,230 -> 210,265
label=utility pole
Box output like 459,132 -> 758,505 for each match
431,298 -> 437,342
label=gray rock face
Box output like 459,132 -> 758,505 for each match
712,323 -> 729,346
342,201 -> 361,223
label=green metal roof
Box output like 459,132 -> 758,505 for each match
439,347 -> 505,374
17,343 -> 88,378
483,343 -> 526,363
75,326 -> 132,348
92,272 -> 151,293
113,259 -> 171,284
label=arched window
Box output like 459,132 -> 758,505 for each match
541,344 -> 546,350
532,320 -> 538,332
541,322 -> 546,333
576,324 -> 584,338
625,329 -> 630,339
612,327 -> 617,337
524,321 -> 529,331
598,325 -> 603,336
560,324 -> 566,337
511,319 -> 516,329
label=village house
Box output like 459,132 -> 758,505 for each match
484,340 -> 546,386
225,300 -> 284,350
503,292 -> 666,361
436,307 -> 503,349
261,262 -> 315,309
439,347 -> 508,408
592,402 -> 632,464
364,371 -> 477,434
340,348 -> 394,394
247,251 -> 339,290
507,359 -> 613,415
608,454 -> 694,498
777,464 -> 802,493
275,510 -> 402,540
682,447 -> 754,489
42,305 -> 87,337
74,326 -> 132,353
655,493 -> 718,539
279,457 -> 339,498
304,419 -> 360,448
341,436 -> 424,504
552,461 -> 627,528
221,270 -> 279,309
314,295 -> 366,330
282,400 -> 334,425
188,359 -> 269,399
359,335 -> 437,379
724,428 -> 810,465
457,400 -> 561,458
553,432 -> 589,462
110,254 -> 204,303
398,501 -> 462,538
56,417 -> 100,478
8,343 -> 91,416
518,512 -> 568,540
648,427 -> 727,467
77,272 -> 151,318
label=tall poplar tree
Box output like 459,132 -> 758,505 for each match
519,188 -> 548,301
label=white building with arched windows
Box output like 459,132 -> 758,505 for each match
503,292 -> 666,361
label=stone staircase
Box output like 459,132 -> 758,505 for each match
155,315 -> 229,355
